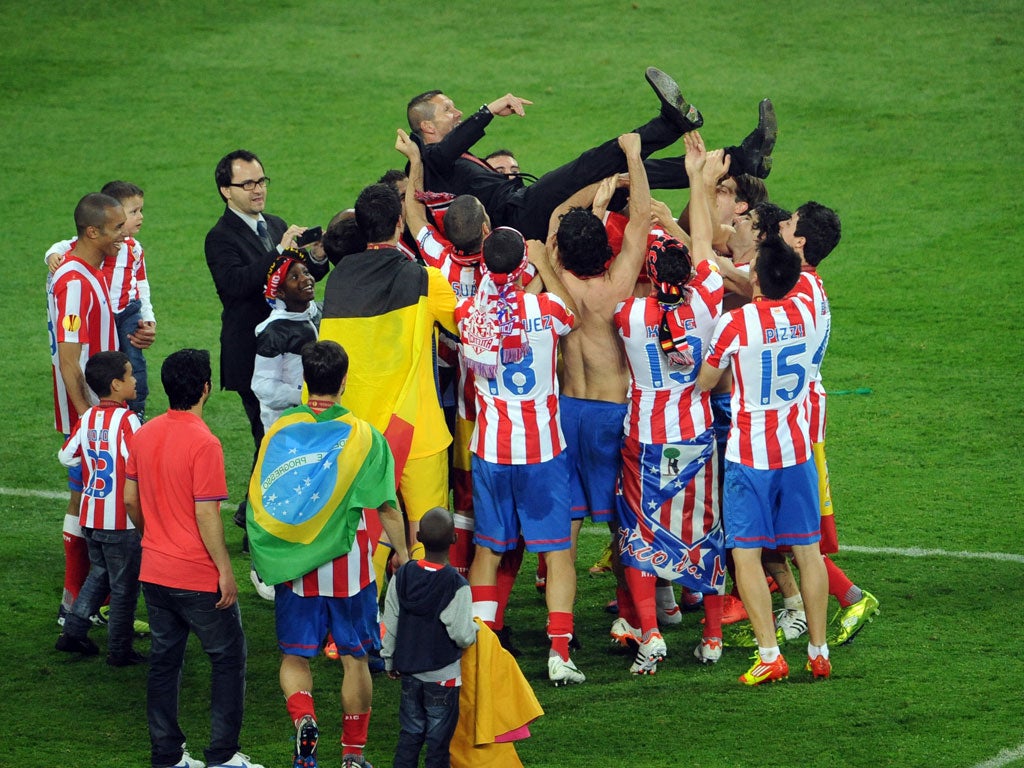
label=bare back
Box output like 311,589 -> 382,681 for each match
559,273 -> 630,403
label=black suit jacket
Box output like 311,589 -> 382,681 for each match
204,207 -> 328,390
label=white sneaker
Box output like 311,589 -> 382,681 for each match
693,636 -> 723,664
548,653 -> 586,686
250,567 -> 276,602
630,632 -> 667,675
656,604 -> 683,625
609,617 -> 642,646
775,608 -> 808,643
208,752 -> 265,768
171,753 -> 205,768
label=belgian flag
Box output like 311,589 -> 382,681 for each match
319,248 -> 457,481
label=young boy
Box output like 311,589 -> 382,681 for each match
47,180 -> 156,419
55,350 -> 145,666
381,507 -> 478,768
252,251 -> 322,432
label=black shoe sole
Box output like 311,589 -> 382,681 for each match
645,67 -> 703,131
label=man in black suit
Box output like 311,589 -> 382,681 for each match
204,149 -> 329,457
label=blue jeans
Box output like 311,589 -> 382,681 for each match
393,677 -> 460,768
63,527 -> 141,657
141,582 -> 247,768
116,299 -> 148,418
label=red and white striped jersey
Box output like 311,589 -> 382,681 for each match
415,225 -> 482,302
704,294 -> 821,469
284,513 -> 375,598
615,260 -> 724,443
456,292 -> 575,464
790,268 -> 831,443
414,225 -> 542,423
46,237 -> 154,320
59,402 -> 141,529
47,255 -> 119,433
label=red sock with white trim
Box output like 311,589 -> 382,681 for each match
623,566 -> 658,635
449,513 -> 475,577
547,611 -> 574,661
471,585 -> 499,628
342,709 -> 370,757
703,593 -> 724,639
62,519 -> 89,613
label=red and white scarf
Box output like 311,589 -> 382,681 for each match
646,234 -> 694,368
462,230 -> 530,379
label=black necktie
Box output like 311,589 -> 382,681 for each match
256,219 -> 273,251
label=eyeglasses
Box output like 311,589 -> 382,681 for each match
227,176 -> 270,191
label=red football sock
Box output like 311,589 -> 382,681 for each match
495,541 -> 525,630
286,691 -> 315,727
823,555 -> 860,607
471,585 -> 499,627
449,513 -> 475,577
702,593 -> 724,639
623,566 -> 658,635
547,611 -> 574,661
616,584 -> 640,628
62,522 -> 89,612
342,709 -> 370,756
536,552 -> 548,579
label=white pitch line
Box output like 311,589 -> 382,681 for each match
0,486 -> 67,500
578,524 -> 1024,563
971,743 -> 1024,768
841,544 -> 1024,564
6,486 -> 1024,565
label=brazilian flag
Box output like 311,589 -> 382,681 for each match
247,404 -> 396,585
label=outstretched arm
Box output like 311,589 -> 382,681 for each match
684,132 -> 716,266
607,133 -> 652,296
395,129 -> 430,236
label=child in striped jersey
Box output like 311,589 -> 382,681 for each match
55,350 -> 145,665
46,181 -> 156,419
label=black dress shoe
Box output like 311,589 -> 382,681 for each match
107,648 -> 148,667
733,98 -> 777,178
55,633 -> 99,656
645,67 -> 703,132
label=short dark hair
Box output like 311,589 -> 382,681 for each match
161,348 -> 211,411
377,169 -> 408,193
417,507 -> 455,553
755,236 -> 802,300
354,183 -> 402,243
751,202 -> 792,240
100,181 -> 144,203
483,149 -> 516,162
74,193 -> 122,236
482,227 -> 526,274
215,149 -> 262,202
407,90 -> 442,134
731,174 -> 768,209
648,241 -> 692,287
794,201 -> 842,266
84,351 -> 130,399
302,341 -> 349,397
443,195 -> 487,254
322,211 -> 366,265
556,207 -> 613,278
